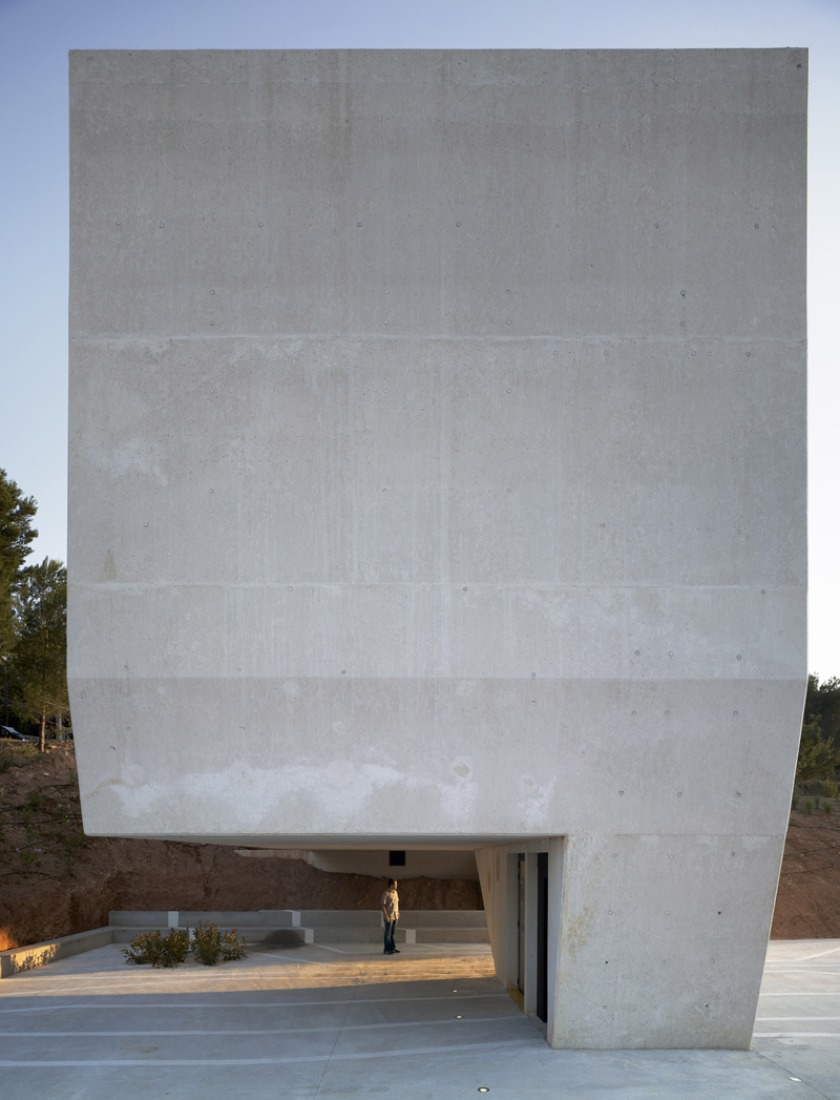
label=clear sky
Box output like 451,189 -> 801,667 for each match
1,0 -> 837,677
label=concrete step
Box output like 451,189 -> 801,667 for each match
296,910 -> 382,927
109,926 -> 313,946
107,909 -> 488,947
109,909 -> 302,929
1,928 -> 112,979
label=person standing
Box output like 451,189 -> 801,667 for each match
381,878 -> 400,955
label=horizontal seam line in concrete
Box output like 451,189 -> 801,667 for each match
753,1032 -> 840,1038
70,333 -> 805,345
0,993 -> 508,1011
3,1016 -> 523,1038
70,582 -> 806,590
0,1038 -> 533,1068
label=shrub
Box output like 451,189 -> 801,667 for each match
123,929 -> 190,968
0,744 -> 38,772
190,921 -> 247,965
123,924 -> 246,967
219,927 -> 248,962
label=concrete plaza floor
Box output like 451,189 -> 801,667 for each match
1,938 -> 838,1099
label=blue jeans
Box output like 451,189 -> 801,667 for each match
384,919 -> 397,953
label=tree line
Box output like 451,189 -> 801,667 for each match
798,674 -> 840,796
1,468 -> 69,751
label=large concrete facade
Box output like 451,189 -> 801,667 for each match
69,50 -> 807,1048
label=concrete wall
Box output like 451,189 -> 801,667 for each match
69,49 -> 807,1047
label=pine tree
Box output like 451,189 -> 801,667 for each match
11,558 -> 69,750
0,468 -> 38,662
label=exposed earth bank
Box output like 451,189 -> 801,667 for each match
1,746 -> 837,951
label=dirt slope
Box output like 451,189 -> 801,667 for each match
1,746 -> 836,950
771,804 -> 840,938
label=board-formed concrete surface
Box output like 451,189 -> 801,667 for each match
1,940 -> 838,1099
69,49 -> 807,1048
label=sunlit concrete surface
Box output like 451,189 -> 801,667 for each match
753,940 -> 840,1099
1,940 -> 837,1099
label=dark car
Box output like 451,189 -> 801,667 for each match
0,725 -> 38,743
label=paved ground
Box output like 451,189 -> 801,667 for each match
1,938 -> 838,1098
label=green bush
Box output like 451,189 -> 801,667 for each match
0,744 -> 39,772
219,927 -> 248,962
190,921 -> 247,965
123,923 -> 246,967
796,717 -> 840,787
123,929 -> 191,968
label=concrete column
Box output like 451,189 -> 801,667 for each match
548,833 -> 783,1048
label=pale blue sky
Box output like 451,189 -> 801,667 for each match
1,0 -> 837,676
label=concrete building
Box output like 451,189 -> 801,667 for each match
68,49 -> 807,1048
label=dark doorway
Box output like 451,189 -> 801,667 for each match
517,853 -> 526,994
536,851 -> 549,1022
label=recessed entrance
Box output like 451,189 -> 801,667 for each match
536,851 -> 549,1023
500,843 -> 556,1032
